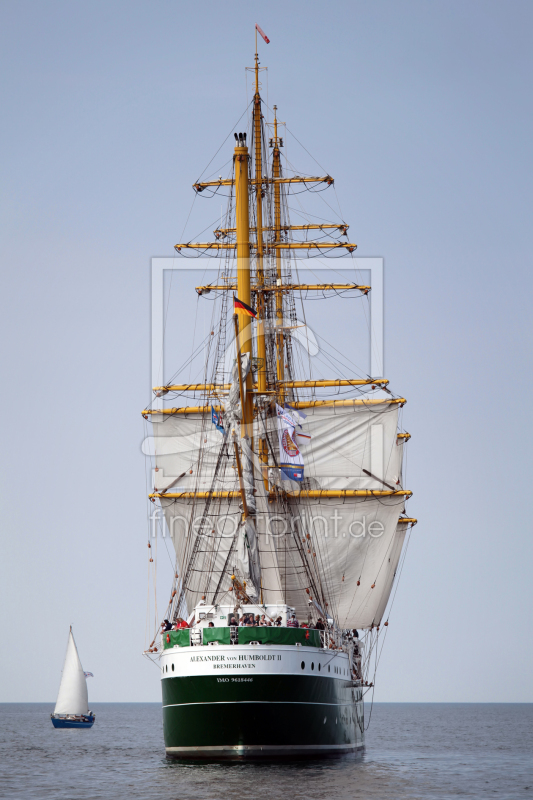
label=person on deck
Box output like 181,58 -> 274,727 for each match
172,617 -> 189,630
287,614 -> 299,628
275,616 -> 282,626
254,615 -> 261,626
161,619 -> 172,632
229,616 -> 238,626
208,621 -> 214,628
315,618 -> 325,631
352,629 -> 359,639
259,614 -> 267,626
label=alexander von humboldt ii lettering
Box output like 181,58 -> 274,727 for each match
142,28 -> 416,759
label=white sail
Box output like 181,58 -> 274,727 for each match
295,400 -> 400,490
372,519 -> 409,625
156,400 -> 408,624
54,629 -> 89,716
281,495 -> 403,628
161,492 -> 245,610
150,414 -> 223,493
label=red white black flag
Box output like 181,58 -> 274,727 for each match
255,24 -> 270,44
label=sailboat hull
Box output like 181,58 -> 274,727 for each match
51,716 -> 95,729
161,645 -> 364,759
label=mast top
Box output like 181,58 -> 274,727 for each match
254,24 -> 270,97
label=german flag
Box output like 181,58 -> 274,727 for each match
233,296 -> 257,318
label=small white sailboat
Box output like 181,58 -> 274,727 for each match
51,626 -> 95,729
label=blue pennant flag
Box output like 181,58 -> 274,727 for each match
211,406 -> 224,434
280,466 -> 304,482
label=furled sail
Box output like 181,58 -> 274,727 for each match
223,353 -> 250,429
238,435 -> 261,598
54,629 -> 89,716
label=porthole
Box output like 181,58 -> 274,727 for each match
318,663 -> 321,672
311,662 -> 314,671
301,661 -> 305,670
171,663 -> 175,672
328,665 -> 330,673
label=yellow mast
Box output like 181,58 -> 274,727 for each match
272,105 -> 285,400
234,133 -> 253,436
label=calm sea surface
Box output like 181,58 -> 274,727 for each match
0,703 -> 531,800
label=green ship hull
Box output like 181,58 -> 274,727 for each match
162,650 -> 364,758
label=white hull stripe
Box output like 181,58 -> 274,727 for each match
166,743 -> 362,752
163,700 -> 359,708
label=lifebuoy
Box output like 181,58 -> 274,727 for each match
166,634 -> 170,643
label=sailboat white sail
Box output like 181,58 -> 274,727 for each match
54,628 -> 89,716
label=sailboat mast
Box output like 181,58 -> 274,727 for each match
272,105 -> 285,400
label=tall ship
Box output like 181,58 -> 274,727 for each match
143,28 -> 415,758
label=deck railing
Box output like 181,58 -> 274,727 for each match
162,625 -> 324,649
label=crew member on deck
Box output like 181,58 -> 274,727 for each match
287,614 -> 299,628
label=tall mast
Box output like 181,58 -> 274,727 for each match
254,42 -> 269,483
234,133 -> 253,435
254,44 -> 266,393
272,105 -> 285,400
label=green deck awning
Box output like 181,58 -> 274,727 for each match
202,627 -> 231,645
163,629 -> 190,649
238,627 -> 321,647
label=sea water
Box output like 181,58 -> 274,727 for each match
0,703 -> 531,799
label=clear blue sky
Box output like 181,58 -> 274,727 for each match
1,0 -> 532,703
